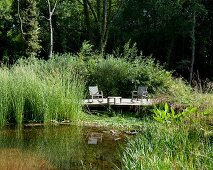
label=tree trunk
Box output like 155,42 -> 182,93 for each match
49,15 -> 53,58
166,37 -> 175,69
47,0 -> 58,59
83,0 -> 93,42
100,0 -> 107,53
189,11 -> 196,85
96,0 -> 101,22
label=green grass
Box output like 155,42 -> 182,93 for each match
0,68 -> 10,126
0,56 -> 85,126
119,118 -> 213,170
80,113 -> 145,130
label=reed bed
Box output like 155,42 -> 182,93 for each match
0,56 -> 84,126
120,120 -> 213,170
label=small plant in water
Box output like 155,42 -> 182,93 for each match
152,103 -> 197,123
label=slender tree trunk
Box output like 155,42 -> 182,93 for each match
96,0 -> 101,45
210,14 -> 213,65
189,11 -> 196,85
100,0 -> 107,53
17,0 -> 25,41
49,15 -> 53,58
166,37 -> 175,69
96,0 -> 101,22
47,0 -> 58,59
83,0 -> 93,42
77,0 -> 122,53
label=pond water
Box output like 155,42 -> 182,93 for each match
0,124 -> 129,169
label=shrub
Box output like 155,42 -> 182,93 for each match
86,55 -> 173,97
87,56 -> 132,96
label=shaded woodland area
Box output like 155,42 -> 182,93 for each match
1,0 -> 213,81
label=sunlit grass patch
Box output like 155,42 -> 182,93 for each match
120,121 -> 213,170
0,56 -> 85,126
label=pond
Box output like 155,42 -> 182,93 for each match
0,124 -> 131,169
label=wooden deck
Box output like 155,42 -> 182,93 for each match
84,98 -> 153,108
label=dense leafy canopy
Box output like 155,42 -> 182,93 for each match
0,0 -> 213,80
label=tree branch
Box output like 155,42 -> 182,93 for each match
87,0 -> 98,22
52,0 -> 58,14
109,0 -> 124,22
76,0 -> 83,6
17,0 -> 26,41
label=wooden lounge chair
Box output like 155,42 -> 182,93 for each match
131,86 -> 148,102
88,86 -> 103,102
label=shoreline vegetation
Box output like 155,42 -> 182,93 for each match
0,46 -> 212,169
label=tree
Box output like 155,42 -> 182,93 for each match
77,0 -> 123,53
0,0 -> 16,61
182,0 -> 206,84
17,0 -> 41,57
189,8 -> 196,85
46,0 -> 58,58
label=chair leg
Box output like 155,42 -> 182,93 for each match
88,96 -> 92,103
98,96 -> 103,103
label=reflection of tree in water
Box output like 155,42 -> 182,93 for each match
31,125 -> 84,169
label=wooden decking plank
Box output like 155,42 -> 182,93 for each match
84,98 -> 152,107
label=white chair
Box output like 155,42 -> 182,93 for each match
88,86 -> 103,102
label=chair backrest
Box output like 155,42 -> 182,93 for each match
137,86 -> 148,97
89,86 -> 99,95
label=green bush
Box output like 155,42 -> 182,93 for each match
86,55 -> 172,97
87,56 -> 132,96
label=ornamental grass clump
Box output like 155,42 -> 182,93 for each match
120,120 -> 213,170
0,56 -> 84,126
0,68 -> 10,127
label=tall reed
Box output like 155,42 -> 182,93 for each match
120,120 -> 213,169
0,56 -> 85,126
0,67 -> 10,127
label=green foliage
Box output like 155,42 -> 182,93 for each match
120,120 -> 213,169
153,103 -> 175,123
153,103 -> 197,123
0,0 -> 212,82
0,0 -> 12,15
0,56 -> 84,126
87,56 -> 131,96
78,41 -> 95,61
20,0 -> 41,57
123,41 -> 138,60
85,44 -> 173,96
166,78 -> 193,104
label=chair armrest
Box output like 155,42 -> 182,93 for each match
99,91 -> 103,95
132,91 -> 137,95
143,91 -> 148,94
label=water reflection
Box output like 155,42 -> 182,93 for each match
0,124 -> 124,169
